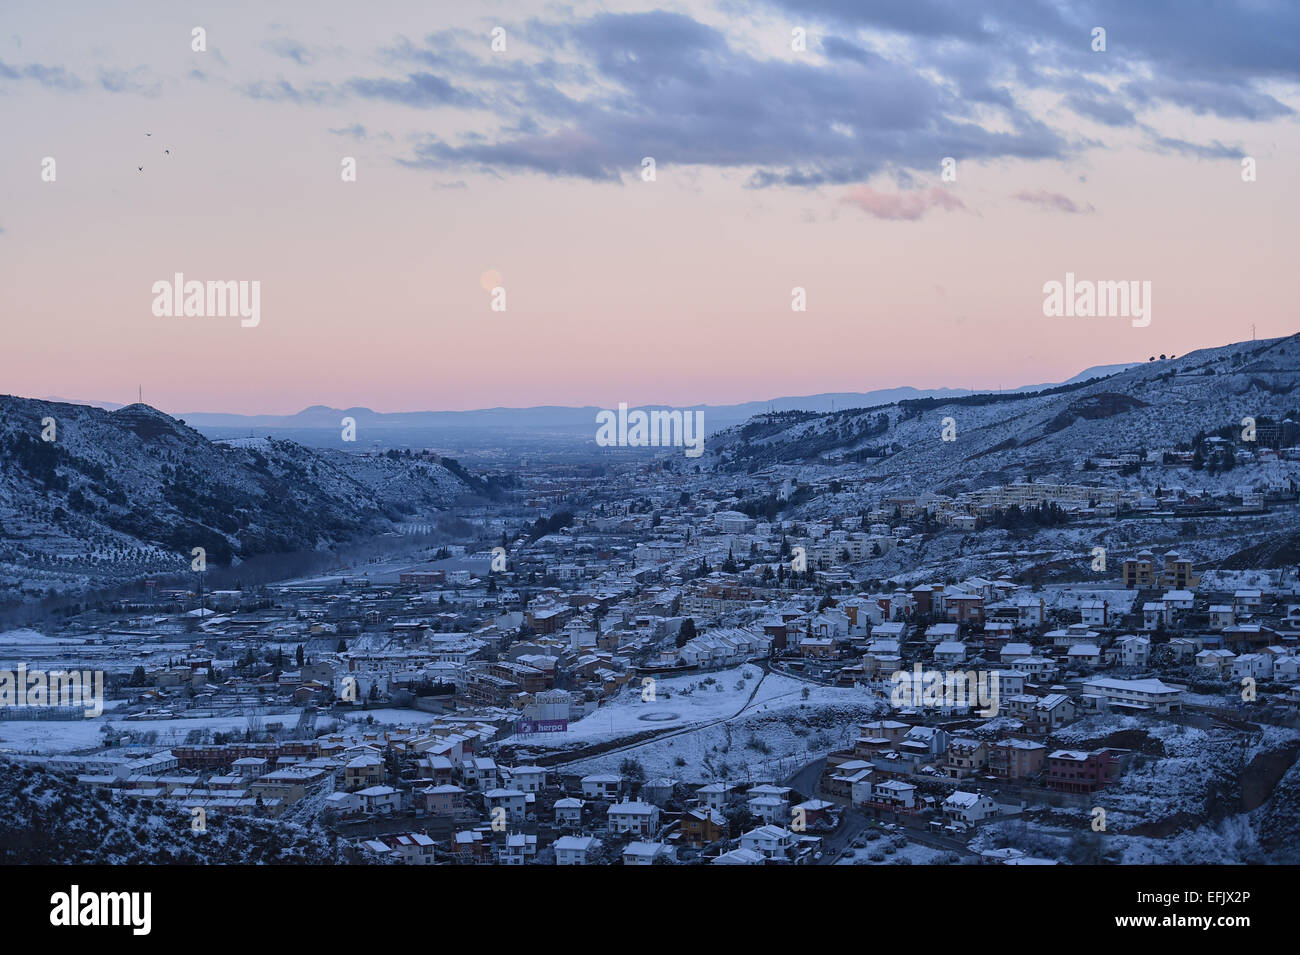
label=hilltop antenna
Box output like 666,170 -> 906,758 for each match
138,385 -> 143,405
1251,324 -> 1256,341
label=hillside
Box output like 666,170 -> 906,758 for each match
705,335 -> 1300,494
0,760 -> 364,864
0,398 -> 472,601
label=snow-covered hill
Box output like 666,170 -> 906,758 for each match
705,334 -> 1300,495
0,398 -> 472,598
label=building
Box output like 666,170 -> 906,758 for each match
1081,677 -> 1184,714
554,835 -> 602,865
607,800 -> 660,837
1046,749 -> 1120,793
943,791 -> 998,827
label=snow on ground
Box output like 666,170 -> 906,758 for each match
0,629 -> 87,646
1200,569 -> 1285,591
550,667 -> 887,783
835,840 -> 950,865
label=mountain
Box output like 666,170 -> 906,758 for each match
123,362 -> 1139,448
0,398 -> 473,601
702,335 -> 1300,494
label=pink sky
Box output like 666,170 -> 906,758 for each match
1,2 -> 1296,414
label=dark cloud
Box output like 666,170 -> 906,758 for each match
400,11 -> 1065,185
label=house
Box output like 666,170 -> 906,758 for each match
792,798 -> 834,827
900,725 -> 949,758
1032,693 -> 1077,731
1163,590 -> 1195,613
1232,653 -> 1274,680
499,832 -> 538,865
1234,590 -> 1263,613
325,791 -> 361,815
623,842 -> 676,865
483,788 -> 529,823
580,774 -> 623,799
1275,655 -> 1300,682
553,797 -> 584,828
607,800 -> 660,837
462,756 -> 500,788
1114,634 -> 1150,668
695,782 -> 735,811
1008,656 -> 1056,679
989,739 -> 1046,780
505,765 -> 547,793
356,785 -> 401,815
1142,603 -> 1167,631
933,641 -> 967,666
451,829 -> 488,864
926,623 -> 960,644
739,825 -> 795,860
1208,605 -> 1235,631
362,831 -> 437,865
711,847 -> 766,865
1015,596 -> 1046,628
1046,749 -> 1120,793
1065,643 -> 1103,666
421,783 -> 466,815
554,835 -> 602,865
748,787 -> 791,824
1081,677 -> 1184,713
943,791 -> 998,827
945,738 -> 989,778
1196,648 -> 1236,676
680,807 -> 728,846
871,779 -> 916,810
1000,642 -> 1034,662
1076,600 -> 1107,629
947,593 -> 985,623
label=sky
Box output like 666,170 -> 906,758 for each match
1,0 -> 1297,415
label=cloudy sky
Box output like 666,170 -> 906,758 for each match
1,0 -> 1296,414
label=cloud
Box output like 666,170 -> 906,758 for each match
1011,189 -> 1094,213
263,37 -> 317,66
345,71 -> 476,108
330,123 -> 368,140
841,186 -> 965,220
0,58 -> 81,89
1146,135 -> 1242,160
398,11 -> 1063,185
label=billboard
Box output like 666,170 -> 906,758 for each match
515,718 -> 568,735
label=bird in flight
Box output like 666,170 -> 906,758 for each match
145,132 -> 151,136
164,149 -> 170,155
137,166 -> 143,172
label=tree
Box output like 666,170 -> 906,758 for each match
295,644 -> 305,668
676,618 -> 697,647
128,665 -> 147,687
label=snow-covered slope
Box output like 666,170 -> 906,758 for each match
0,398 -> 472,596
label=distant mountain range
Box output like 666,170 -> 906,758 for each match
43,362 -> 1141,447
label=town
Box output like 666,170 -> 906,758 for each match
4,395 -> 1300,865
